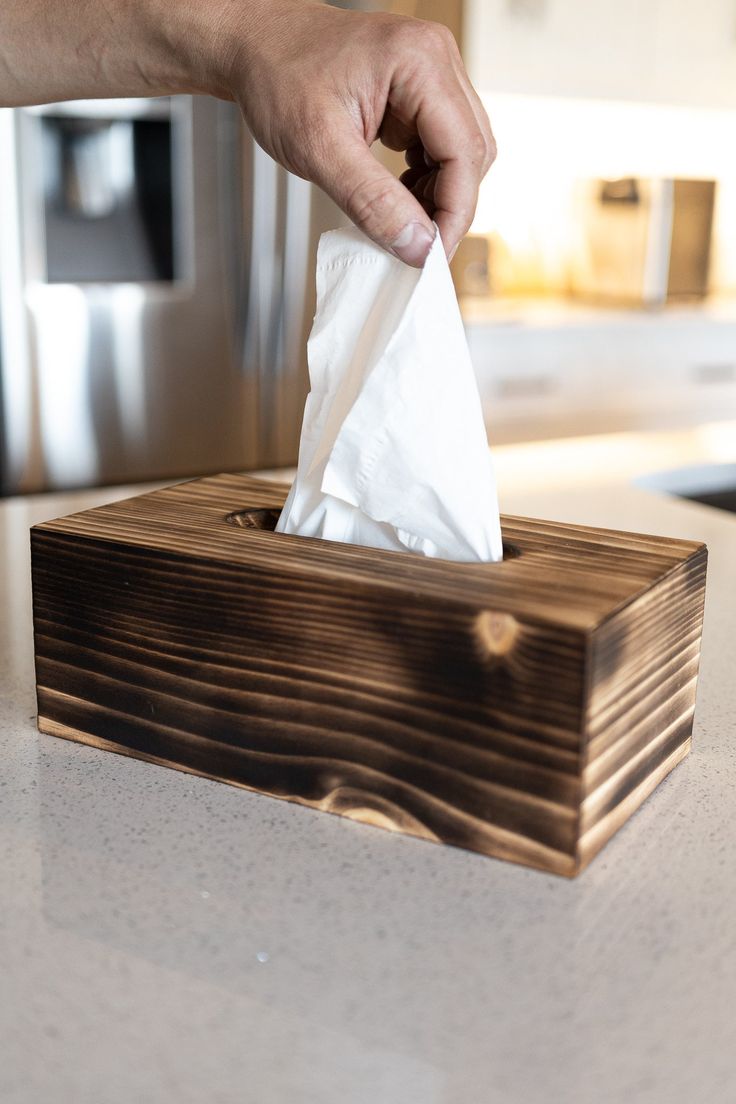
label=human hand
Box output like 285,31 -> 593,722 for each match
219,0 -> 496,266
1,0 -> 494,266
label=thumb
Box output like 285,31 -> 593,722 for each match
315,134 -> 436,267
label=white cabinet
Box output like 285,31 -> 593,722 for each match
465,0 -> 736,109
465,305 -> 736,443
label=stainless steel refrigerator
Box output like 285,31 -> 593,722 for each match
0,94 -> 343,494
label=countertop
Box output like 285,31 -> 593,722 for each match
3,427 -> 736,1104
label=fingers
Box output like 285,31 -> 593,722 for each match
388,23 -> 496,259
404,141 -> 431,172
414,91 -> 491,257
312,130 -> 436,267
444,34 -> 497,177
399,165 -> 437,218
325,38 -> 492,264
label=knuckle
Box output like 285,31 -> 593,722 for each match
485,131 -> 498,171
347,179 -> 400,235
432,20 -> 456,45
467,128 -> 489,167
418,19 -> 456,52
390,16 -> 454,57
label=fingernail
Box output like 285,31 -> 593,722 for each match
390,222 -> 435,267
448,242 -> 459,263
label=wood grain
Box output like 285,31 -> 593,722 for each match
31,474 -> 708,876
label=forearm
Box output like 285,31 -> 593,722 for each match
0,0 -> 253,107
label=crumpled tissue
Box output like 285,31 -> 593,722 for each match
275,226 -> 503,562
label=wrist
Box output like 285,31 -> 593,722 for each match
138,0 -> 320,102
134,0 -> 242,99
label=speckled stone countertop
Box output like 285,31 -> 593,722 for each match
2,438 -> 735,1104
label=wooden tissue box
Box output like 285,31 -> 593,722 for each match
31,474 -> 708,876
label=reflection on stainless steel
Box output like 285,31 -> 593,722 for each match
41,113 -> 174,282
110,284 -> 148,451
0,94 -> 343,494
48,117 -> 135,219
0,109 -> 40,494
28,283 -> 97,486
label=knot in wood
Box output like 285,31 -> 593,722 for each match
474,610 -> 520,660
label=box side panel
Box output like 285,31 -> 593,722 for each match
32,530 -> 587,876
578,547 -> 708,867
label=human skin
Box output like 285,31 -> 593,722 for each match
0,0 -> 495,266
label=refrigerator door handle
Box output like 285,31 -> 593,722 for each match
216,104 -> 289,378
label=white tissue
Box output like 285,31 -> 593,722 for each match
275,226 -> 503,562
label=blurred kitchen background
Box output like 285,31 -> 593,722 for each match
1,0 -> 735,495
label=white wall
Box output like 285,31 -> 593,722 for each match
465,0 -> 736,110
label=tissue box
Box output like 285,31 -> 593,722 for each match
31,474 -> 708,876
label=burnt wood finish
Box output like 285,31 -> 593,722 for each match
30,474 -> 708,876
